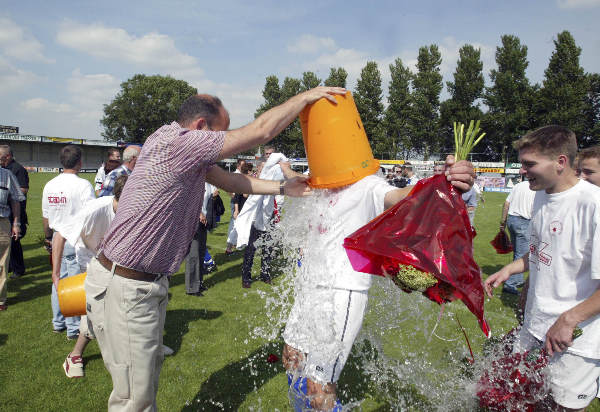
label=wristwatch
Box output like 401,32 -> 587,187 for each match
279,180 -> 285,195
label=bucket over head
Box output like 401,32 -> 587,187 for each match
57,272 -> 87,317
299,91 -> 380,189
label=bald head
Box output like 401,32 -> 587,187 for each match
177,94 -> 228,130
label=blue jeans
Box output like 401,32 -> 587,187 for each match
51,241 -> 81,334
505,215 -> 530,290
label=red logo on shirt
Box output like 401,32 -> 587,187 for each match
48,195 -> 67,204
529,235 -> 552,266
549,220 -> 562,235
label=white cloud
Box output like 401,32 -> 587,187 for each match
557,0 -> 600,8
21,97 -> 73,113
56,21 -> 201,73
0,57 -> 41,94
0,17 -> 53,63
67,68 -> 120,108
287,34 -> 336,54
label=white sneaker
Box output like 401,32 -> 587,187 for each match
162,345 -> 174,356
63,354 -> 84,378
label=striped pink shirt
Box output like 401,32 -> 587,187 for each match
101,122 -> 225,274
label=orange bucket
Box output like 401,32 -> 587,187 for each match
57,272 -> 87,317
299,91 -> 380,188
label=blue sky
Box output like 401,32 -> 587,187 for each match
1,0 -> 599,141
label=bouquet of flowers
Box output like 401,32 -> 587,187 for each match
343,120 -> 490,336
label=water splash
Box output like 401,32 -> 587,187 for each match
245,191 -> 549,411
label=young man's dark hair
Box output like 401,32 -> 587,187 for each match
60,145 -> 82,169
113,175 -> 128,200
513,125 -> 578,166
177,94 -> 223,128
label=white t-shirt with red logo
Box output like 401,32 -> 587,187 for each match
524,180 -> 600,358
42,173 -> 95,235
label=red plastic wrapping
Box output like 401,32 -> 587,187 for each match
490,229 -> 513,254
476,329 -> 549,411
343,174 -> 490,336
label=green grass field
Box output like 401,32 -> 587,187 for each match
1,173 -> 598,411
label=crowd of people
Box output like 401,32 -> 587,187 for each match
0,86 -> 599,411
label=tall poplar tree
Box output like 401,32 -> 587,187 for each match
255,75 -> 281,118
384,58 -> 413,158
409,45 -> 443,159
539,31 -> 587,138
300,71 -> 321,91
582,73 -> 600,147
324,67 -> 348,88
439,44 -> 485,155
483,35 -> 535,161
354,61 -> 385,157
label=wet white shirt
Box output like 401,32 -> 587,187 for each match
61,195 -> 115,269
306,174 -> 395,291
524,180 -> 600,359
42,173 -> 95,234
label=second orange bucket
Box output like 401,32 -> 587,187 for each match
57,272 -> 87,317
299,91 -> 380,189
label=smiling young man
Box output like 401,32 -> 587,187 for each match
484,125 -> 600,411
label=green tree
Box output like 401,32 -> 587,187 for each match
483,35 -> 536,161
383,58 -> 413,158
440,44 -> 485,155
354,61 -> 385,157
101,74 -> 197,143
539,31 -> 588,139
582,73 -> 600,147
324,67 -> 348,88
255,75 -> 281,118
277,77 -> 304,156
300,71 -> 321,91
409,45 -> 443,159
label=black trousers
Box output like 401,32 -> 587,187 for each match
185,223 -> 207,294
9,223 -> 26,276
241,225 -> 273,283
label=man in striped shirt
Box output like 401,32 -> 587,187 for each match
85,86 -> 346,411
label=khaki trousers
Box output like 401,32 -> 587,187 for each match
0,218 -> 12,305
85,257 -> 169,412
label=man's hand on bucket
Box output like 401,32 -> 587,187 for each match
282,176 -> 312,197
301,86 -> 347,105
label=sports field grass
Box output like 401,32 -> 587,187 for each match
1,173 -> 598,411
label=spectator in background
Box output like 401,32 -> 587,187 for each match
0,167 -> 24,311
499,177 -> 536,294
98,146 -> 140,197
43,145 -> 95,338
391,165 -> 407,188
433,163 -> 445,175
578,145 -> 600,187
225,159 -> 246,255
94,148 -> 121,196
0,145 -> 29,279
403,162 -> 420,185
461,186 -> 478,227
